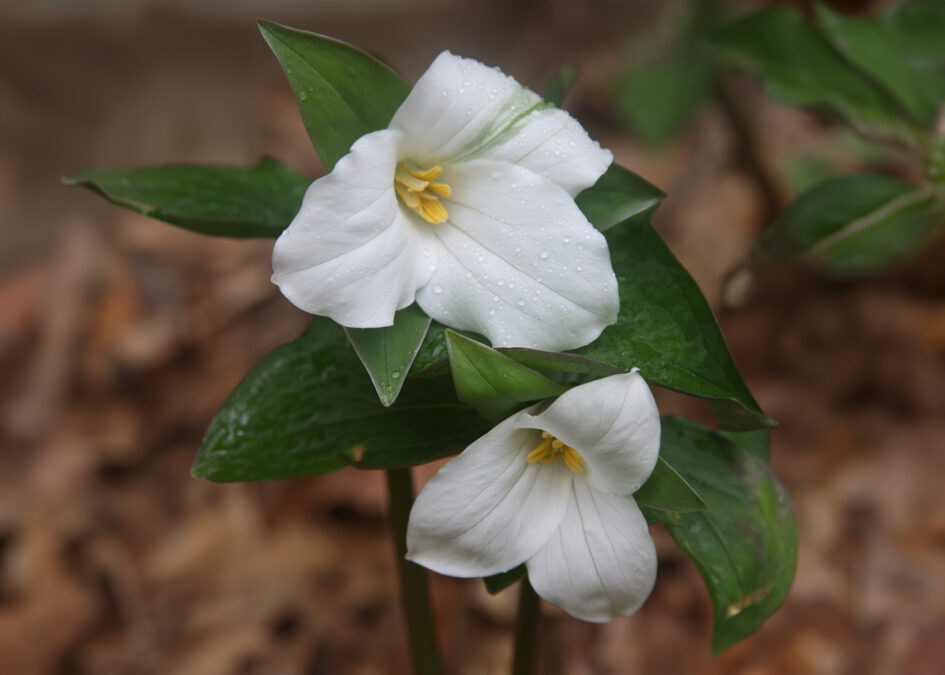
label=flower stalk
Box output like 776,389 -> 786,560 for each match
386,467 -> 442,675
512,577 -> 541,675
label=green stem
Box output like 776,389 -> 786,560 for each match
386,467 -> 442,674
511,577 -> 541,675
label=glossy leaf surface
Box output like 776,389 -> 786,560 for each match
578,219 -> 773,430
64,156 -> 310,238
645,417 -> 797,653
259,21 -> 410,170
194,321 -> 489,481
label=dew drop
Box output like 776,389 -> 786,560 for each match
517,299 -> 525,307
441,89 -> 449,97
563,236 -> 571,244
299,91 -> 308,101
489,308 -> 496,316
433,285 -> 443,294
391,370 -> 401,379
540,251 -> 549,260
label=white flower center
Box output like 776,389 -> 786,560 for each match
394,161 -> 452,224
527,431 -> 585,474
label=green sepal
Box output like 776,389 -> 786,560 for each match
345,304 -> 432,407
445,331 -> 567,421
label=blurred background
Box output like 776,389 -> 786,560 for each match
2,0 -> 945,673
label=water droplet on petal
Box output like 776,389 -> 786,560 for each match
433,285 -> 443,294
540,251 -> 549,260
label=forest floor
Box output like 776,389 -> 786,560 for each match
1,4 -> 944,674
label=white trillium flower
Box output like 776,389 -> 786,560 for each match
272,51 -> 618,351
406,371 -> 660,622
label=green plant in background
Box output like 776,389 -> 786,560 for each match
710,0 -> 945,278
66,20 -> 794,672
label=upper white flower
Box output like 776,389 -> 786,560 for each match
406,371 -> 660,622
272,51 -> 618,351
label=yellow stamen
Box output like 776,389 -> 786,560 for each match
527,431 -> 585,474
394,161 -> 450,224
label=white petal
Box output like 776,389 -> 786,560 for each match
469,107 -> 612,197
271,129 -> 432,328
390,51 -> 543,167
527,481 -> 657,622
406,417 -> 573,578
414,160 -> 619,351
524,371 -> 660,495
391,51 -> 611,196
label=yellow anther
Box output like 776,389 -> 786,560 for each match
394,161 -> 450,224
527,431 -> 585,474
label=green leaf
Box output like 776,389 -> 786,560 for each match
63,156 -> 310,238
644,417 -> 797,653
483,565 -> 527,595
193,321 -> 489,482
445,331 -> 566,421
717,428 -> 771,464
345,304 -> 432,407
498,348 -> 622,379
578,219 -> 773,431
575,163 -> 665,232
258,21 -> 410,170
633,456 -> 706,512
542,63 -> 579,107
615,54 -> 714,146
816,2 -> 945,128
709,7 -> 916,141
753,174 -> 944,277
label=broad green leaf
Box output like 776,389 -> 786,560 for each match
709,7 -> 917,142
578,219 -> 773,431
645,417 -> 797,653
615,54 -> 714,146
576,163 -> 665,232
445,331 -> 566,421
483,565 -> 527,595
194,321 -> 489,482
259,21 -> 410,170
816,2 -> 945,128
753,174 -> 944,277
64,156 -> 310,238
717,428 -> 771,464
345,304 -> 431,406
543,63 -> 579,107
634,457 -> 706,512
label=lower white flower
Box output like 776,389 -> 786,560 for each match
272,50 -> 617,352
406,371 -> 660,622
